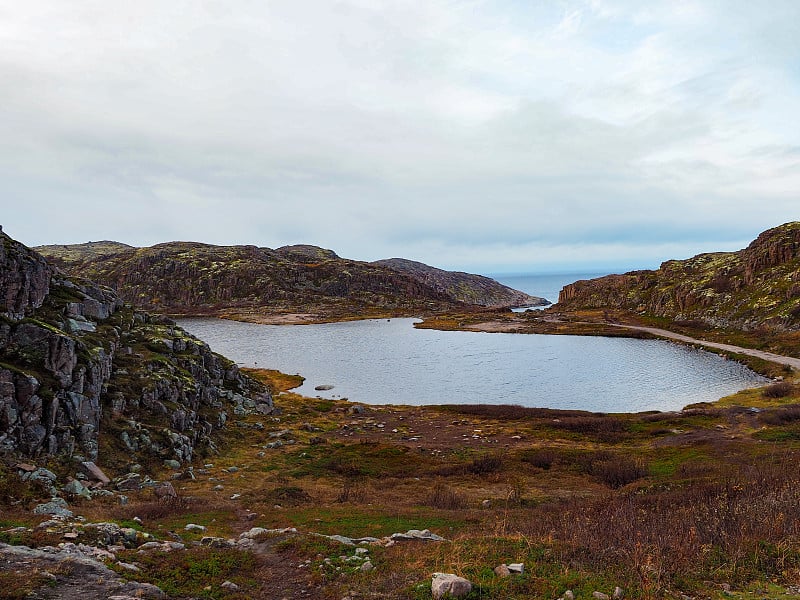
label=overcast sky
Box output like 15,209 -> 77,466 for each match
1,1 -> 798,273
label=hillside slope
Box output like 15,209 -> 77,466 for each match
1,227 -> 272,470
373,258 -> 546,308
36,241 -> 544,317
558,222 -> 800,330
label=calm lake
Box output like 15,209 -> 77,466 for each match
177,316 -> 768,413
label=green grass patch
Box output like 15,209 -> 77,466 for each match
273,506 -> 465,538
114,547 -> 257,598
287,442 -> 432,478
753,427 -> 800,442
648,447 -> 708,478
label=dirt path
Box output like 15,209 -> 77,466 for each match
610,324 -> 800,370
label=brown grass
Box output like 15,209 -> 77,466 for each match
241,367 -> 304,392
763,381 -> 796,399
759,404 -> 800,425
520,452 -> 800,592
424,483 -> 468,510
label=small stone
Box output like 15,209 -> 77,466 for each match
31,468 -> 57,482
163,459 -> 181,470
507,563 -> 524,574
213,484 -> 225,491
431,573 -> 472,599
201,536 -> 236,548
63,532 -> 79,540
64,479 -> 92,499
33,499 -> 73,518
221,581 -> 239,591
494,564 -> 511,577
593,592 -> 610,600
115,473 -> 142,491
80,461 -> 111,484
563,591 -> 575,600
355,547 -> 369,555
613,586 -> 624,599
116,561 -> 141,572
481,499 -> 492,508
137,541 -> 163,551
154,481 -> 177,499
360,561 -> 374,572
185,523 -> 206,532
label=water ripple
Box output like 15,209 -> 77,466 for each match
177,318 -> 769,412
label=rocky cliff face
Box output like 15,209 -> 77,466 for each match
1,229 -> 272,467
36,241 -> 538,315
558,222 -> 800,331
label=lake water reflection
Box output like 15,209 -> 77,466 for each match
177,317 -> 768,413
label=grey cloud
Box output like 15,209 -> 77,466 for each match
1,0 -> 798,272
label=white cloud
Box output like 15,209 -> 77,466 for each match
0,0 -> 798,272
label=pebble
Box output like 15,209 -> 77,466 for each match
431,573 -> 472,599
493,564 -> 511,577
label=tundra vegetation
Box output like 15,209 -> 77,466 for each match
3,367 -> 800,599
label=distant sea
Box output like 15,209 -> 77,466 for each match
490,272 -> 611,307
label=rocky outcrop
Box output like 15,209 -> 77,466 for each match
0,228 -> 272,467
558,222 -> 800,331
0,542 -> 166,599
36,240 -> 538,315
1,226 -> 54,319
372,258 -> 547,307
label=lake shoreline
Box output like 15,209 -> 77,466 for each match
177,314 -> 769,413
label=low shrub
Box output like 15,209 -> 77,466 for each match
115,494 -> 193,522
521,452 -> 800,594
552,416 -> 628,435
336,479 -> 367,504
590,457 -> 648,489
268,486 -> 312,506
762,382 -> 796,399
424,482 -> 467,510
759,405 -> 800,425
521,448 -> 557,470
433,453 -> 504,477
468,454 -> 503,475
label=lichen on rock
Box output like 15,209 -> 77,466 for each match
0,228 -> 272,470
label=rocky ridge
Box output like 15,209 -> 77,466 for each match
35,241 -> 544,316
373,258 -> 548,308
558,222 -> 800,331
0,227 -> 272,467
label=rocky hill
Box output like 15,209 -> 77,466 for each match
373,258 -> 547,308
1,227 -> 272,469
35,241 -> 544,317
558,222 -> 800,330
